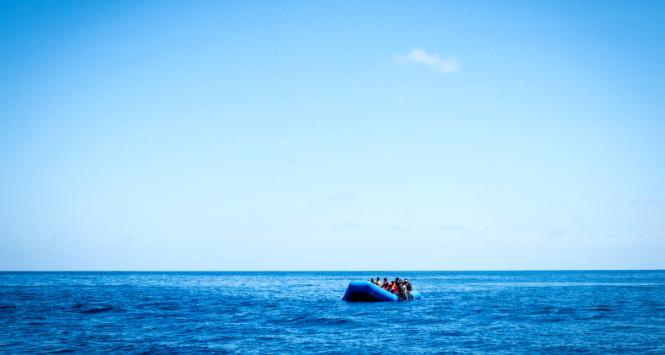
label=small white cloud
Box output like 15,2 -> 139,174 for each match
544,228 -> 571,238
394,48 -> 459,74
633,194 -> 658,205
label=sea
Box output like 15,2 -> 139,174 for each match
1,271 -> 664,353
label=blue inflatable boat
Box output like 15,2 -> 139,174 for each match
342,281 -> 421,302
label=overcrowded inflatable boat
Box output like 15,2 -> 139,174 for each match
342,281 -> 421,302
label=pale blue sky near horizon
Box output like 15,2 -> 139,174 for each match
1,0 -> 664,270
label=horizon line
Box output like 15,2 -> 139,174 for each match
1,269 -> 664,273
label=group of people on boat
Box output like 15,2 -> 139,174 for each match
369,277 -> 413,301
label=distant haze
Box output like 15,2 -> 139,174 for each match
1,1 -> 664,270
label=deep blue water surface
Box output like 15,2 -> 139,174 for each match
1,271 -> 665,353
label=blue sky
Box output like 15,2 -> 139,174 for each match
1,0 -> 664,270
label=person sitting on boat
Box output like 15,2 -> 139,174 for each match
375,277 -> 381,286
388,281 -> 395,293
382,278 -> 389,290
404,278 -> 412,292
369,277 -> 375,284
402,279 -> 413,300
392,277 -> 405,300
397,280 -> 413,301
397,279 -> 409,301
